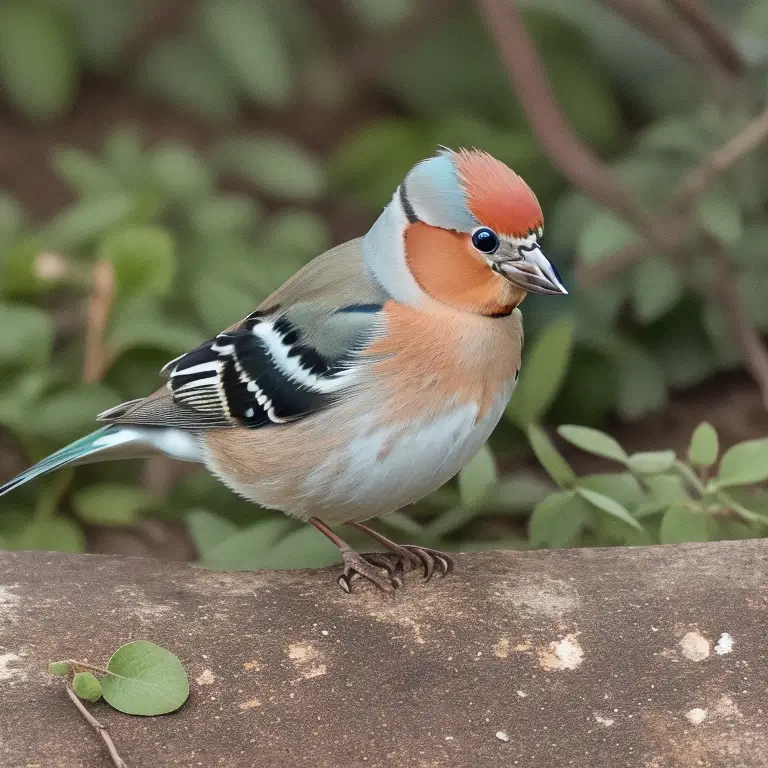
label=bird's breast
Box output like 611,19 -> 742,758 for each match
363,300 -> 522,425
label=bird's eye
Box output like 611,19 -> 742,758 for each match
471,227 -> 500,255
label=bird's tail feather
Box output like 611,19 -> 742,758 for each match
0,425 -> 201,497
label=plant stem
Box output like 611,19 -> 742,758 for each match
674,460 -> 706,496
68,660 -> 112,677
65,685 -> 128,768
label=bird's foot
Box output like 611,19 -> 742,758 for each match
336,547 -> 402,594
346,522 -> 457,582
391,545 -> 457,582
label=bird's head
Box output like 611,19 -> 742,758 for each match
364,148 -> 567,316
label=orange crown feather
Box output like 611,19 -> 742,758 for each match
453,149 -> 543,239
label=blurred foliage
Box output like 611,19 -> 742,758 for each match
0,0 -> 766,567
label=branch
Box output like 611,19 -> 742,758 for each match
710,237 -> 768,408
476,0 -> 685,256
599,0 -> 729,93
578,107 -> 768,284
82,260 -> 116,383
667,0 -> 746,76
65,685 -> 128,768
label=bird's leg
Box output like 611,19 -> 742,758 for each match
309,518 -> 398,594
348,521 -> 457,582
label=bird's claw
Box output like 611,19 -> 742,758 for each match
337,549 -> 399,594
399,546 -> 457,582
335,546 -> 456,594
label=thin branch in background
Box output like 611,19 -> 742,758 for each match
578,107 -> 768,285
600,0 -> 729,97
710,237 -> 768,408
82,260 -> 116,383
477,0 -> 768,408
666,0 -> 747,76
65,685 -> 128,768
476,0 -> 685,256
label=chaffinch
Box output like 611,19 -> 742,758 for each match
0,148 -> 567,592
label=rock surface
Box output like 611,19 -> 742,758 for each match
1,540 -> 766,767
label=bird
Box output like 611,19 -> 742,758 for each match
0,148 -> 567,593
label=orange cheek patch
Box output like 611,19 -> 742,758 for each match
405,221 -> 518,315
454,149 -> 543,238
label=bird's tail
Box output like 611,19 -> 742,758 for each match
0,425 -> 202,497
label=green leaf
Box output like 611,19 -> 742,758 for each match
0,4 -> 79,119
491,473 -> 553,515
48,661 -> 70,676
149,143 -> 214,205
576,487 -> 644,532
423,506 -> 476,539
529,490 -> 590,548
689,422 -> 719,468
73,484 -> 155,527
139,37 -> 238,121
0,303 -> 52,368
615,345 -> 667,419
329,119 -> 434,209
215,136 -> 325,201
8,518 -> 85,554
635,116 -> 709,156
201,517 -> 292,570
557,425 -> 628,463
507,317 -> 574,427
660,504 -> 716,544
27,383 -> 120,444
458,444 -> 497,509
103,127 -> 145,185
627,450 -> 676,475
645,474 -> 690,506
189,196 -> 261,237
49,195 -> 134,250
527,424 -> 576,489
186,509 -> 238,558
3,236 -> 63,296
578,472 -> 644,508
52,148 -> 123,198
101,641 -> 189,716
71,0 -> 133,72
244,526 -> 341,570
716,438 -> 768,488
578,210 -> 640,266
631,257 -> 683,323
380,512 -> 424,538
201,0 -> 292,107
108,296 -> 202,357
98,226 -> 176,297
191,274 -> 259,335
260,209 -> 332,262
72,672 -> 102,702
696,189 -> 743,247
347,0 -> 413,28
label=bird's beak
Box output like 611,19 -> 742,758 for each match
495,244 -> 568,296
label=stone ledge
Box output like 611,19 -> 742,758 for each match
1,540 -> 766,767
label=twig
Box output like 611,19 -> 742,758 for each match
666,0 -> 746,75
710,237 -> 768,408
82,260 -> 116,383
599,0 -> 729,95
478,0 -> 768,409
68,660 -> 113,677
578,107 -> 768,284
65,685 -> 128,768
476,0 -> 685,256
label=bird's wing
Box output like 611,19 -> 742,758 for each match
99,239 -> 390,430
